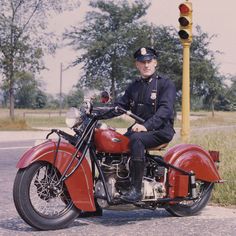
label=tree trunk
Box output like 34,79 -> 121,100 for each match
9,80 -> 15,120
211,100 -> 215,118
110,57 -> 117,101
111,76 -> 116,101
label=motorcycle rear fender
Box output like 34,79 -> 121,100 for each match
163,144 -> 222,198
16,139 -> 96,212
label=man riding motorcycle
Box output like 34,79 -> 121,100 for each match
80,46 -> 176,216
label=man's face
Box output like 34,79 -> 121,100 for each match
135,59 -> 157,79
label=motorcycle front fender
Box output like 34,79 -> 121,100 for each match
164,144 -> 222,198
16,139 -> 96,212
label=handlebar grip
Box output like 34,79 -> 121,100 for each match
115,106 -> 145,124
128,112 -> 145,124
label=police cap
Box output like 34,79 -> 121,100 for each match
133,47 -> 158,62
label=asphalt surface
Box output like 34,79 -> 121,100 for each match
0,130 -> 235,235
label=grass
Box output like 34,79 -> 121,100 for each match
0,108 -> 235,205
175,111 -> 236,127
0,108 -> 66,129
104,116 -> 133,128
0,117 -> 30,130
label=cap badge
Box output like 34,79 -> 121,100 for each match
141,48 -> 147,55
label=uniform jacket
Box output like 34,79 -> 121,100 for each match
99,74 -> 176,140
115,74 -> 176,132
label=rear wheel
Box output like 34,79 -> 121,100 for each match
13,162 -> 79,230
166,181 -> 214,217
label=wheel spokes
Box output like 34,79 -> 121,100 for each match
30,164 -> 73,217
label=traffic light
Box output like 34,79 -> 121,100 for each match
178,2 -> 192,43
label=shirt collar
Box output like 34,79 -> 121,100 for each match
141,73 -> 156,83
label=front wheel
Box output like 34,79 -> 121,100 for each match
166,181 -> 214,217
13,162 -> 79,230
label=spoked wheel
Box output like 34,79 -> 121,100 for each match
13,162 -> 79,230
166,181 -> 214,217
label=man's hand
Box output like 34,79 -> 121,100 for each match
132,124 -> 147,132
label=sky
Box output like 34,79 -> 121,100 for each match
40,0 -> 236,95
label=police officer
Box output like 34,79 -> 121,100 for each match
80,47 -> 176,216
115,47 -> 176,202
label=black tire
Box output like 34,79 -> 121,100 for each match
166,181 -> 214,217
13,162 -> 80,230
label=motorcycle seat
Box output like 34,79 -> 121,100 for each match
147,143 -> 169,151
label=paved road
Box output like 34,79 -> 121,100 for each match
0,134 -> 236,236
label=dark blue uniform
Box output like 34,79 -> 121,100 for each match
115,74 -> 176,161
99,47 -> 176,203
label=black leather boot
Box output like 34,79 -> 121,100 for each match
120,160 -> 144,203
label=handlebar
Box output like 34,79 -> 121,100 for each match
46,129 -> 77,144
92,106 -> 145,124
115,106 -> 145,124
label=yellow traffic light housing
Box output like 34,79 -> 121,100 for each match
178,2 -> 193,43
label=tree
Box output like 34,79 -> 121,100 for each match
34,89 -> 47,109
215,75 -> 236,111
150,25 -> 183,106
0,0 -> 81,119
1,71 -> 47,109
64,0 -> 151,99
188,26 -> 225,112
66,86 -> 84,108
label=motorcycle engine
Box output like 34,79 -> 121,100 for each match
142,178 -> 166,199
95,154 -> 130,208
95,154 -> 167,208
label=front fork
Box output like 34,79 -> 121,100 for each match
47,120 -> 98,187
46,122 -> 116,207
89,147 -> 113,204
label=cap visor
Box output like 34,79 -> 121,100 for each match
136,55 -> 155,62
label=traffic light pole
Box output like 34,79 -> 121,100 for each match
181,42 -> 191,142
178,1 -> 192,143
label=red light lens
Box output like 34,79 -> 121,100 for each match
179,4 -> 190,14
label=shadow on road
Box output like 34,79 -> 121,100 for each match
0,216 -> 88,232
0,209 -> 171,232
76,209 -> 171,226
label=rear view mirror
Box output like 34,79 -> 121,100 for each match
100,91 -> 110,103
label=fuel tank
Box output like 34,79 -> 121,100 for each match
94,128 -> 130,154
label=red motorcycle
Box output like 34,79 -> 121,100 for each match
13,95 -> 222,230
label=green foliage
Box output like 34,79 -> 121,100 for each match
220,76 -> 236,111
0,0 -> 81,118
64,0 -> 151,98
66,87 -> 84,108
15,72 -> 47,109
1,72 -> 47,109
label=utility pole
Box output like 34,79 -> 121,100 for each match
178,1 -> 193,142
59,63 -> 63,116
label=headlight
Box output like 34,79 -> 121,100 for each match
65,107 -> 83,128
